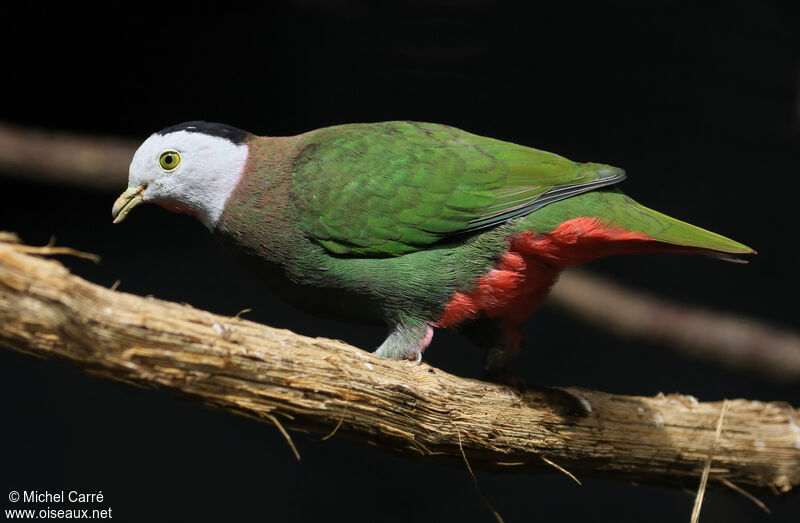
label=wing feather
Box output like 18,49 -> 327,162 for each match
291,121 -> 624,256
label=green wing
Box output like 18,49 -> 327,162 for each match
291,121 -> 624,256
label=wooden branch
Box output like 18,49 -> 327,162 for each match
0,122 -> 134,189
1,233 -> 798,495
2,120 -> 798,381
550,270 -> 800,382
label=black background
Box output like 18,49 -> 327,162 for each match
1,1 -> 799,521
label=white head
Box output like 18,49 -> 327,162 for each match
112,122 -> 250,229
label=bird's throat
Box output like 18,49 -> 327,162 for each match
155,200 -> 198,218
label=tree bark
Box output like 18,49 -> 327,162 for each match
0,233 -> 798,495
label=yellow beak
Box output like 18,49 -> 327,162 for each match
111,185 -> 146,224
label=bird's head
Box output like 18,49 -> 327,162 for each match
112,121 -> 250,229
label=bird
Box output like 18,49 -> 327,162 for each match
112,120 -> 753,379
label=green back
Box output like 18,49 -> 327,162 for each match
291,121 -> 624,256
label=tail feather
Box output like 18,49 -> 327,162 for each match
706,251 -> 754,264
617,198 -> 754,256
516,188 -> 755,263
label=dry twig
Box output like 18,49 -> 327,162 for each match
0,234 -> 798,495
691,399 -> 730,523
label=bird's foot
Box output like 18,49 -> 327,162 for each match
374,318 -> 433,364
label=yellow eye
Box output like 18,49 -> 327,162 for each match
158,150 -> 181,171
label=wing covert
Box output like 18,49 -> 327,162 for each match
290,121 -> 624,256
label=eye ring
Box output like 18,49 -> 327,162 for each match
158,150 -> 181,172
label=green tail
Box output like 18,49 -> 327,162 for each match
522,187 -> 754,258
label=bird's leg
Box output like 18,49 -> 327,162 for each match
374,315 -> 434,363
462,318 -> 589,415
484,322 -> 526,387
460,317 -> 525,387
